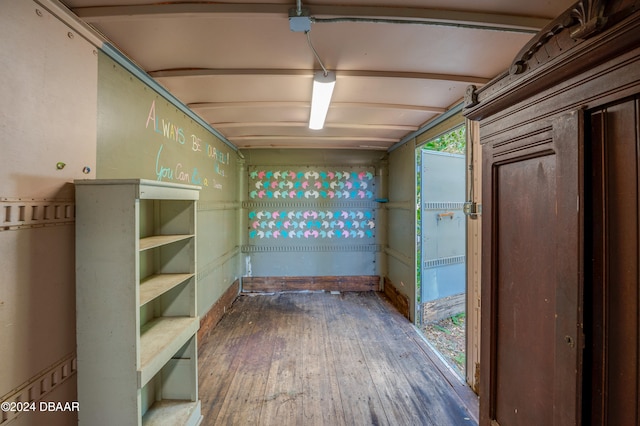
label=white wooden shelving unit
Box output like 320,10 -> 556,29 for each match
75,179 -> 202,426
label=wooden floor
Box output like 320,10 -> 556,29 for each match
198,291 -> 479,425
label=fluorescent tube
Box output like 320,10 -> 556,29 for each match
309,71 -> 335,130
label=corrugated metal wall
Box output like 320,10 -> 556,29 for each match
0,2 -> 97,424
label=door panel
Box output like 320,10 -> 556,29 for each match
481,111 -> 583,425
494,154 -> 557,425
421,151 -> 466,303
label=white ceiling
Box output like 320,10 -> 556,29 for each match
62,0 -> 576,150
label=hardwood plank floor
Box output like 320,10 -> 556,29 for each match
198,291 -> 478,425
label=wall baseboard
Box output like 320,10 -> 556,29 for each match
383,277 -> 410,320
242,275 -> 380,293
198,280 -> 240,342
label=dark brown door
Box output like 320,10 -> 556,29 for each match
481,111 -> 584,425
587,96 -> 640,425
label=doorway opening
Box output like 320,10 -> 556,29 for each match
416,125 -> 467,379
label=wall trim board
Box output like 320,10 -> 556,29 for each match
415,115 -> 466,148
198,247 -> 240,282
241,276 -> 380,292
383,277 -> 410,319
198,280 -> 240,342
384,246 -> 413,267
390,102 -> 465,152
243,200 -> 379,209
242,244 -> 380,253
198,201 -> 240,211
0,352 -> 77,424
383,200 -> 413,210
0,198 -> 75,231
244,160 -> 383,168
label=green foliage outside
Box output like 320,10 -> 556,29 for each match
451,312 -> 465,326
422,126 -> 466,154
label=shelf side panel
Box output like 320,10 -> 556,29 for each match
75,183 -> 141,423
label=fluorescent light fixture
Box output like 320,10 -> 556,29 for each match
309,71 -> 336,130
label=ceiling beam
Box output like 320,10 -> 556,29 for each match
73,3 -> 549,33
333,102 -> 445,113
150,68 -> 490,86
340,70 -> 490,85
235,142 -> 390,150
212,121 -> 419,131
237,143 -> 389,150
230,135 -> 398,143
190,101 -> 309,110
189,101 -> 446,114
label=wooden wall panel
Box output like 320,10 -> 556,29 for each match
242,275 -> 379,293
199,279 -> 240,341
601,100 -> 639,425
465,120 -> 482,393
588,97 -> 640,425
383,277 -> 410,319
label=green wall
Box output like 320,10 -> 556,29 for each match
386,109 -> 466,323
387,142 -> 418,321
96,52 -> 241,315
